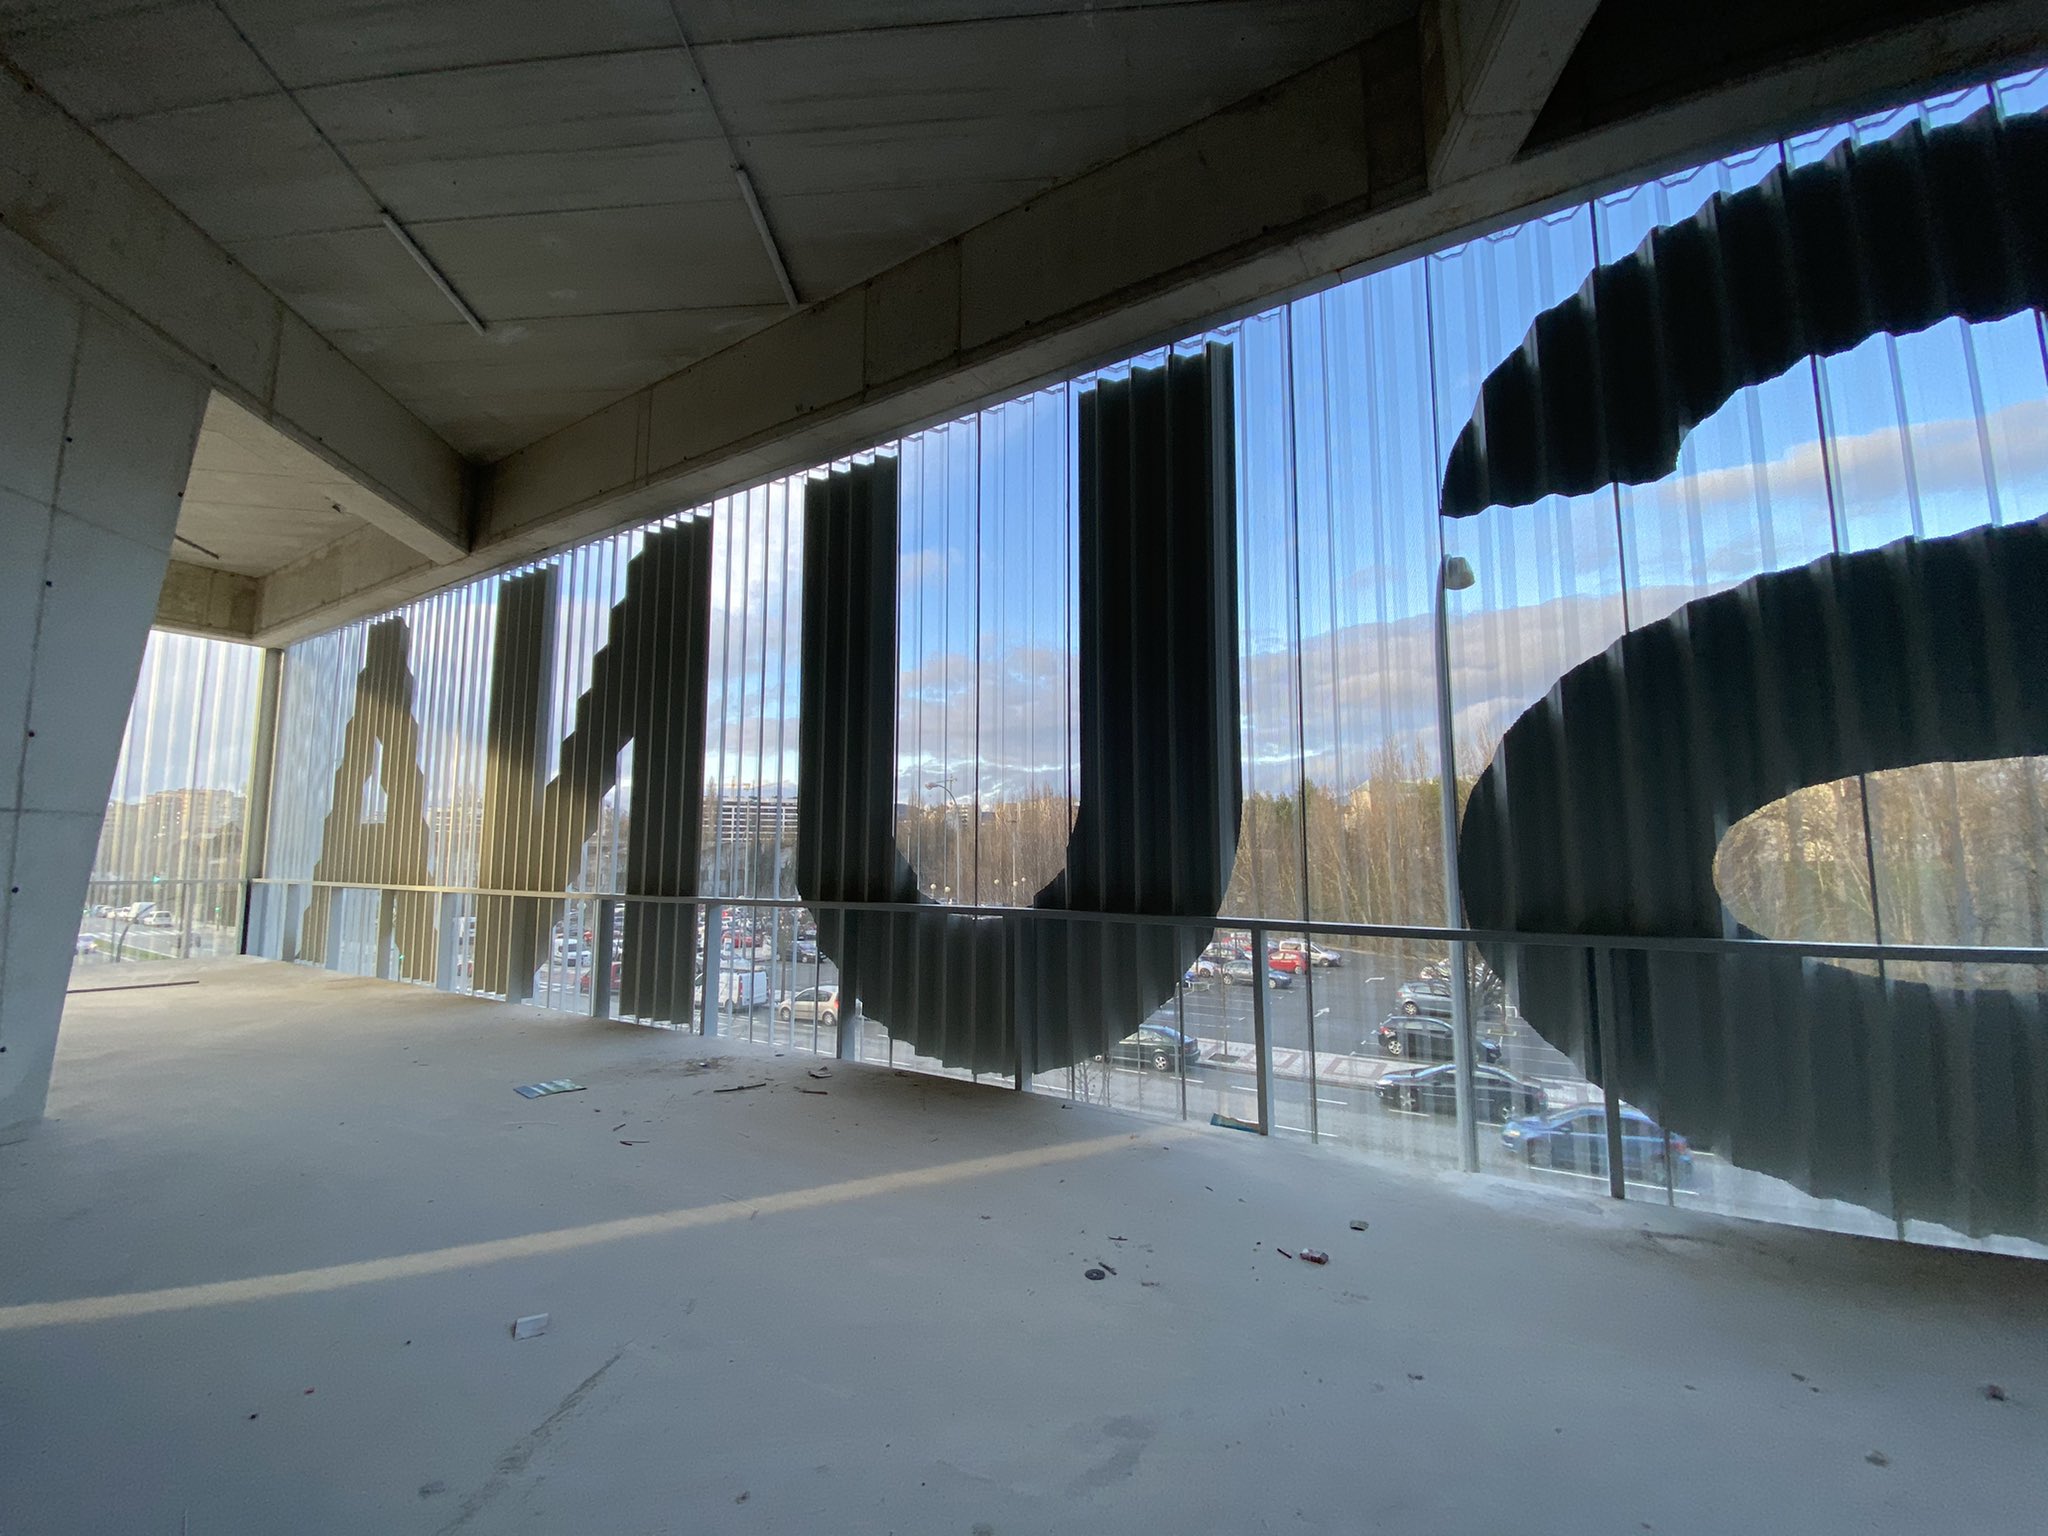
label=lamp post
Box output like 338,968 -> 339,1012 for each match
924,779 -> 967,903
1435,552 -> 1480,1173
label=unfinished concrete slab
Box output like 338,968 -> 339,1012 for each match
2,960 -> 2043,1533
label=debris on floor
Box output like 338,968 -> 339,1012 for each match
511,1313 -> 550,1340
1084,1268 -> 1107,1281
513,1079 -> 584,1099
807,1067 -> 832,1079
1096,1260 -> 1118,1276
799,1087 -> 828,1096
1985,1383 -> 2009,1401
1350,1219 -> 1370,1232
1866,1451 -> 1890,1467
619,1139 -> 645,1146
1209,1113 -> 1259,1133
714,1081 -> 769,1094
1298,1248 -> 1330,1265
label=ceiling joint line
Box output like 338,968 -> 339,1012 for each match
664,1 -> 802,310
207,0 -> 490,335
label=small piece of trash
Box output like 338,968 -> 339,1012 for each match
247,1412 -> 258,1420
1865,1451 -> 1889,1467
735,1491 -> 750,1505
513,1079 -> 584,1099
1140,1279 -> 1161,1288
1985,1383 -> 2009,1401
1277,1247 -> 1293,1259
1084,1268 -> 1107,1281
1790,1372 -> 1806,1382
612,1123 -> 626,1131
511,1313 -> 550,1340
1298,1248 -> 1329,1265
418,1481 -> 446,1499
714,1081 -> 769,1093
1096,1261 -> 1118,1276
807,1067 -> 832,1079
1108,1234 -> 1127,1242
1407,1373 -> 1424,1382
1209,1112 -> 1259,1133
1349,1219 -> 1370,1232
799,1087 -> 828,1095
619,1139 -> 646,1146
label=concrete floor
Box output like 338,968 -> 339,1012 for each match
3,962 -> 2045,1535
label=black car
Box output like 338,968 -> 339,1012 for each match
1377,1061 -> 1547,1122
1100,1024 -> 1204,1073
1369,1014 -> 1503,1064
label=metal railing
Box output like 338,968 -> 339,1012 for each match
234,875 -> 2048,1259
75,878 -> 248,969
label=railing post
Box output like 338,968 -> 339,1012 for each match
1250,928 -> 1272,1135
375,889 -> 398,979
323,886 -> 346,972
700,904 -> 722,1037
238,647 -> 283,958
592,900 -> 616,1020
1590,945 -> 1627,1201
435,892 -> 461,991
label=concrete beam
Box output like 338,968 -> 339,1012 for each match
155,559 -> 258,640
250,1 -> 2047,644
1421,0 -> 1601,186
0,63 -> 471,564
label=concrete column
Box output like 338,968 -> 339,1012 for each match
0,242 -> 209,1138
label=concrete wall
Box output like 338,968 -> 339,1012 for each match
0,239 -> 208,1137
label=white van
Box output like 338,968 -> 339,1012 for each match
695,968 -> 772,1010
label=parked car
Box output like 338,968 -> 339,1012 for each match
1502,1105 -> 1692,1184
1275,940 -> 1344,967
1377,1062 -> 1547,1121
775,985 -> 841,1027
140,909 -> 176,928
1223,959 -> 1293,989
1396,977 -> 1452,1016
1099,1023 -> 1203,1073
789,935 -> 820,964
1369,1014 -> 1502,1063
73,933 -> 97,956
1265,948 -> 1307,975
1395,976 -> 1505,1019
1184,958 -> 1223,986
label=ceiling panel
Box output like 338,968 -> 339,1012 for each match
702,1 -> 1398,141
228,0 -> 681,88
0,0 -> 271,122
228,225 -> 464,331
768,179 -> 1054,298
402,202 -> 786,320
97,94 -> 380,242
351,140 -> 735,226
300,48 -> 714,159
684,0 -> 1339,46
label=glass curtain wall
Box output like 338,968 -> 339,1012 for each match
256,68 -> 2048,1254
84,630 -> 266,968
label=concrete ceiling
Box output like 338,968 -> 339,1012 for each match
175,393 -> 400,576
1,0 -> 1402,468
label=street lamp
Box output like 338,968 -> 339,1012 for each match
1435,552 -> 1480,1172
924,779 -> 967,903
